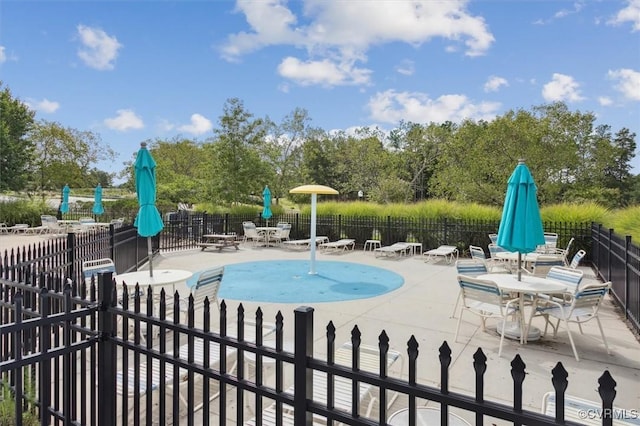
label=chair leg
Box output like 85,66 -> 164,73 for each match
451,290 -> 461,318
596,317 -> 611,355
454,311 -> 463,341
563,319 -> 580,361
498,317 -> 507,357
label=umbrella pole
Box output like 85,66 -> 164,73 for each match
309,193 -> 317,275
147,237 -> 154,277
517,252 -> 522,281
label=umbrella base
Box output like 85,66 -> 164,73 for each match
496,321 -> 541,342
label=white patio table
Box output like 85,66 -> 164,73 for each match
115,269 -> 193,297
477,273 -> 567,344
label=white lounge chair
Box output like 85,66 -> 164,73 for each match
319,238 -> 356,253
374,242 -> 411,258
423,245 -> 459,263
541,392 -> 640,425
282,236 -> 329,250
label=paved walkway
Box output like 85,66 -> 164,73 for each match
2,233 -> 639,423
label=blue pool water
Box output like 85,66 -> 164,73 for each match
189,260 -> 404,303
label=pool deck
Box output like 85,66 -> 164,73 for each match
2,234 -> 640,423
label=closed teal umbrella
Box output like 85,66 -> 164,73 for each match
60,184 -> 70,214
262,185 -> 272,226
497,159 -> 545,280
133,142 -> 164,277
92,184 -> 104,215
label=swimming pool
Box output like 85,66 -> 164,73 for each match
195,260 -> 404,303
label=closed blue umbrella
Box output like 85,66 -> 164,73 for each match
92,184 -> 104,216
497,159 -> 545,281
60,184 -> 70,214
262,185 -> 272,226
133,142 -> 164,277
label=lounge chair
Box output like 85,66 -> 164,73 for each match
423,245 -> 459,263
541,392 -> 640,425
282,236 -> 329,250
374,242 -> 411,258
318,238 -> 356,253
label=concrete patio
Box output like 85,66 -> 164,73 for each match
2,233 -> 639,424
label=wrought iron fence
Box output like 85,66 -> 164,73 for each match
0,273 -> 628,425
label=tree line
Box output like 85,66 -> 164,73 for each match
1,81 -> 637,208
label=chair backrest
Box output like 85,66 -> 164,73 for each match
569,249 -> 586,269
546,266 -> 584,294
79,217 -> 96,224
274,223 -> 291,237
571,281 -> 610,315
543,232 -> 559,248
457,275 -> 504,306
276,222 -> 290,229
469,245 -> 487,261
191,266 -> 224,309
531,255 -> 565,277
455,259 -> 488,277
563,237 -> 575,254
243,222 -> 261,239
488,233 -> 498,244
82,258 -> 116,281
487,243 -> 507,258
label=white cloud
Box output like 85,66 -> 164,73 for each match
484,76 -> 509,92
26,98 -> 60,113
76,25 -> 122,70
608,68 -> 640,100
0,46 -> 5,63
222,0 -> 494,87
367,89 -> 501,124
177,114 -> 213,135
534,1 -> 585,25
598,96 -> 613,106
277,56 -> 371,86
395,60 -> 415,76
608,0 -> 640,31
542,73 -> 585,102
104,109 -> 144,131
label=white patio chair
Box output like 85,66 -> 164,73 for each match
243,221 -> 266,246
452,260 -> 489,318
528,281 -> 611,361
527,255 -> 565,277
270,223 -> 291,245
569,249 -> 586,269
470,245 -> 510,273
541,391 -> 640,425
454,275 -> 519,357
549,237 -> 575,266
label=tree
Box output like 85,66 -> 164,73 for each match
0,82 -> 36,191
263,108 -> 315,203
211,98 -> 269,204
28,120 -> 115,195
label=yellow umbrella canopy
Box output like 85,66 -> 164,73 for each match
289,184 -> 339,195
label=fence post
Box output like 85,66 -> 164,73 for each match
66,232 -> 76,283
607,229 -> 613,282
109,225 -> 116,266
443,218 -> 448,244
97,272 -> 116,426
293,306 -> 314,426
624,235 -> 631,320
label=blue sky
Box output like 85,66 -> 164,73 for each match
1,0 -> 639,179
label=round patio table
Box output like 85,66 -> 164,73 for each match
388,407 -> 471,426
115,269 -> 193,296
477,273 -> 567,343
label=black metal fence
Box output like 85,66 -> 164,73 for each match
0,272 -> 625,426
160,212 -> 593,256
591,223 -> 640,334
0,216 -> 638,425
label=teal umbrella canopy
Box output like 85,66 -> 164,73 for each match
261,185 -> 272,221
133,143 -> 164,237
60,185 -> 70,213
92,184 -> 104,215
497,160 -> 545,254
